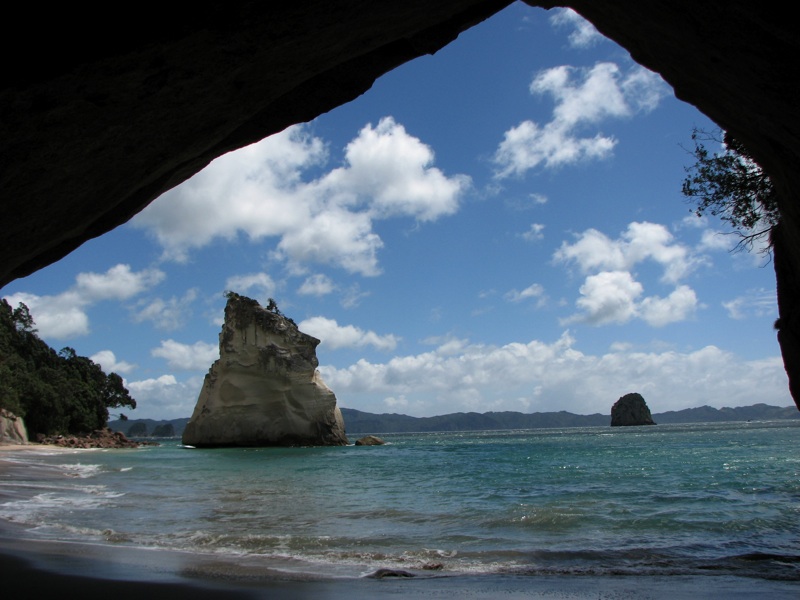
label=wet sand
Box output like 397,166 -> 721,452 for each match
2,530 -> 798,600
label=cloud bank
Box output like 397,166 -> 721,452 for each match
322,333 -> 789,417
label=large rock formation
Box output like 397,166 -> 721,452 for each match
182,294 -> 348,447
610,393 -> 656,427
3,2 -> 800,410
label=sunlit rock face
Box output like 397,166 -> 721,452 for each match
610,393 -> 656,427
0,409 -> 28,445
182,294 -> 348,447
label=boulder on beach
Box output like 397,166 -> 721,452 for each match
610,393 -> 656,427
182,293 -> 348,448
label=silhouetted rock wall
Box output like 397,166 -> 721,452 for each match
3,1 -> 800,409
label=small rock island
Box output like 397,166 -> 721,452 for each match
355,435 -> 385,446
182,293 -> 348,447
610,392 -> 656,427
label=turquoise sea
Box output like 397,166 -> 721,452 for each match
1,420 -> 799,594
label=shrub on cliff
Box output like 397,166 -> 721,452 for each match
682,128 -> 779,251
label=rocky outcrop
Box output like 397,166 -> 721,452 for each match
0,409 -> 28,445
0,410 -> 148,448
182,294 -> 348,447
35,428 -> 147,449
365,568 -> 416,579
3,2 -> 800,409
610,393 -> 656,427
355,435 -> 386,446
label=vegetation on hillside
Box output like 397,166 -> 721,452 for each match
0,299 -> 136,436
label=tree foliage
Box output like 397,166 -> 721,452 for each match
0,299 -> 137,436
265,297 -> 296,326
682,128 -> 780,251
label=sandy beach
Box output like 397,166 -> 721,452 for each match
0,443 -> 42,452
2,442 -> 799,599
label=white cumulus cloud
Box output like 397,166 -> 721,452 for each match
723,288 -> 777,320
297,274 -> 335,297
127,374 -> 179,392
225,273 -> 278,300
520,223 -> 545,242
639,285 -> 699,327
75,264 -> 165,301
298,316 -> 399,352
494,62 -> 670,178
698,229 -> 734,252
555,223 -> 701,327
321,117 -> 468,222
134,118 -> 469,276
555,222 -> 699,284
505,283 -> 546,306
569,270 -> 643,325
133,288 -> 198,331
151,339 -> 219,371
89,350 -> 137,375
549,8 -> 605,48
126,375 -> 204,421
3,264 -> 164,340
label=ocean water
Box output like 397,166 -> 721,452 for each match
1,420 -> 799,584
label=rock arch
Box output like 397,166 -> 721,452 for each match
2,1 -> 799,407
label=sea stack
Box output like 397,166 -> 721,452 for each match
182,293 -> 348,447
610,392 -> 656,427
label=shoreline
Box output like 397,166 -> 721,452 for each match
1,526 -> 798,599
0,443 -> 75,452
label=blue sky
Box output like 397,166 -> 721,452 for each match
3,3 -> 789,420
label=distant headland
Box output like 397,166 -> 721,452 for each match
109,403 -> 798,439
